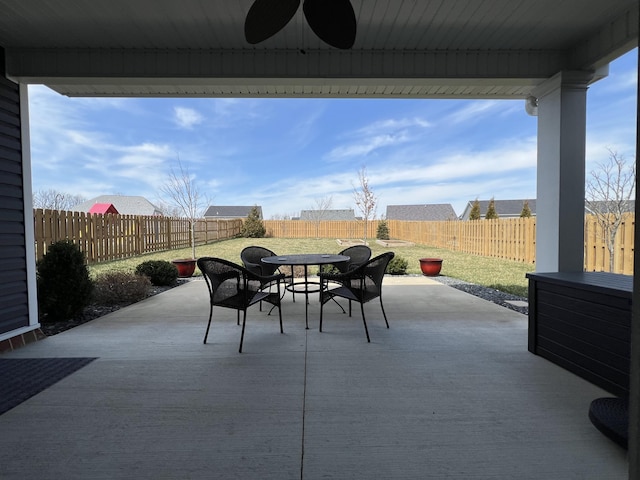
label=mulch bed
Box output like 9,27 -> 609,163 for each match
39,278 -> 194,336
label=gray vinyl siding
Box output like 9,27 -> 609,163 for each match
0,54 -> 29,335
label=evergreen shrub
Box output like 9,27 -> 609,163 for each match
37,240 -> 94,321
387,256 -> 408,275
135,260 -> 178,286
376,219 -> 390,240
242,206 -> 266,238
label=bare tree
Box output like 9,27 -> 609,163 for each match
307,195 -> 333,239
159,161 -> 209,260
33,189 -> 86,210
352,166 -> 377,242
585,149 -> 636,272
270,212 -> 296,220
154,200 -> 183,218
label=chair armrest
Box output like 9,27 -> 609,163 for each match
246,270 -> 286,284
319,271 -> 348,282
320,267 -> 365,280
260,272 -> 287,283
243,260 -> 263,275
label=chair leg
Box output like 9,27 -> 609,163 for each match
276,282 -> 284,334
360,302 -> 370,342
239,310 -> 247,353
331,297 -> 346,313
267,280 -> 285,316
203,304 -> 213,344
380,296 -> 389,328
237,310 -> 240,326
319,294 -> 324,332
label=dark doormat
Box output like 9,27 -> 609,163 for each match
0,357 -> 97,416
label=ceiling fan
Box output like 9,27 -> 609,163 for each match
244,0 -> 357,50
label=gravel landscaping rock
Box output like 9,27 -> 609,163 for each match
432,276 -> 528,315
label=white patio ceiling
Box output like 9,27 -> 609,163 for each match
0,0 -> 637,98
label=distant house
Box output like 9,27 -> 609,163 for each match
298,209 -> 356,221
585,200 -> 635,215
88,203 -> 119,215
386,204 -> 457,221
460,199 -> 537,220
204,205 -> 262,219
74,195 -> 163,216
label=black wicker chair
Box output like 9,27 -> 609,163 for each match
324,245 -> 373,313
336,245 -> 372,272
240,246 -> 279,276
319,251 -> 395,342
197,257 -> 286,353
241,245 -> 293,304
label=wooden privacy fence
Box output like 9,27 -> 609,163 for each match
35,211 -> 634,274
34,209 -> 243,264
386,218 -> 537,263
264,215 -> 635,275
584,213 -> 635,274
264,220 -> 372,240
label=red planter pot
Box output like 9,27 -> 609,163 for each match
419,258 -> 443,276
172,258 -> 196,278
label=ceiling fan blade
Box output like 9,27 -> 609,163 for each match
244,0 -> 301,44
303,0 -> 356,49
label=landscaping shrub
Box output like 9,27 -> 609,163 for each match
37,240 -> 94,321
93,271 -> 151,305
319,264 -> 340,275
387,256 -> 408,275
376,219 -> 390,240
241,205 -> 266,238
135,260 -> 178,286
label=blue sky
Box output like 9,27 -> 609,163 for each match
28,49 -> 637,219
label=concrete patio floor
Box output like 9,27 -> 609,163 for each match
0,277 -> 628,479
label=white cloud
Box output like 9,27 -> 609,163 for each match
326,116 -> 431,161
174,107 -> 204,128
444,100 -> 503,125
356,117 -> 431,135
253,136 -> 538,218
327,132 -> 412,159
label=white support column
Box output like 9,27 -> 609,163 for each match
533,71 -> 592,273
19,84 -> 39,330
629,47 -> 640,480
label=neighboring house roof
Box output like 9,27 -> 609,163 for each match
386,204 -> 458,221
460,199 -> 537,220
585,200 -> 635,215
299,209 -> 356,221
88,203 -> 119,214
74,195 -> 163,216
204,206 -> 262,219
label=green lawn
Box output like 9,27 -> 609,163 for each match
88,238 -> 534,297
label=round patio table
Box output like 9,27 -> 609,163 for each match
262,253 -> 349,329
